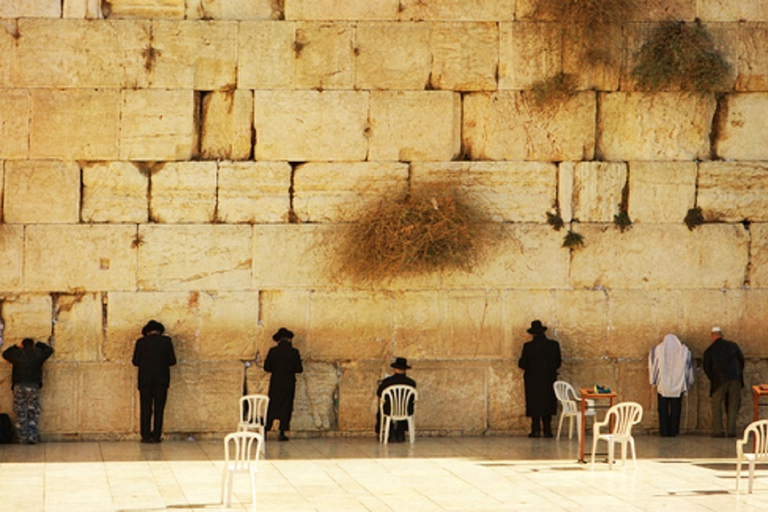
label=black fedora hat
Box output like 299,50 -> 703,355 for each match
526,320 -> 547,334
272,327 -> 294,342
142,320 -> 165,336
390,357 -> 411,370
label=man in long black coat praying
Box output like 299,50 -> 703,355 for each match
518,320 -> 561,438
264,327 -> 303,441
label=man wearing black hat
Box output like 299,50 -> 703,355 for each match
518,320 -> 561,438
132,320 -> 176,443
264,327 -> 303,441
376,357 -> 416,443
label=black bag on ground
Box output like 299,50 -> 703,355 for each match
0,413 -> 13,444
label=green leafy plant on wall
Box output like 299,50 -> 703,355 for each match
632,20 -> 731,94
684,206 -> 705,230
562,229 -> 585,249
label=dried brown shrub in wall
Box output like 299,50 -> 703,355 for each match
529,72 -> 578,109
336,183 -> 501,283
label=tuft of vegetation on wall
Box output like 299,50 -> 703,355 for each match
529,72 -> 578,109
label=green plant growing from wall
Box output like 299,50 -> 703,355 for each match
546,209 -> 565,231
562,230 -> 585,249
632,20 -> 731,94
529,72 -> 578,109
613,211 -> 632,232
684,206 -> 705,230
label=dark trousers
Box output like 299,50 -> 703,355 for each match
531,416 -> 552,436
657,394 -> 682,437
711,380 -> 741,436
139,385 -> 168,441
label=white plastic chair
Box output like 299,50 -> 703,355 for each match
591,402 -> 643,469
221,431 -> 263,512
238,394 -> 269,454
379,384 -> 418,445
553,381 -> 596,441
736,419 -> 768,493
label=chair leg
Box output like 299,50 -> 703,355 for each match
620,441 -> 627,466
608,442 -> 615,470
556,413 -> 565,441
568,414 -> 575,440
629,438 -> 637,469
381,418 -> 390,445
749,459 -> 756,494
590,435 -> 599,467
736,459 -> 742,492
408,417 -> 415,444
220,469 -> 227,505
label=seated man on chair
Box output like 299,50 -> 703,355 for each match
376,357 -> 416,443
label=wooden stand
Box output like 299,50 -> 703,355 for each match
579,388 -> 617,463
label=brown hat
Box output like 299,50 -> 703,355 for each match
272,327 -> 294,342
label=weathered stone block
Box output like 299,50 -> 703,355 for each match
463,91 -> 596,161
398,0 -> 514,21
437,290 -> 507,358
294,22 -> 355,89
488,361 -> 527,432
506,291 -> 558,350
517,0 -> 695,21
257,291 -> 311,359
25,225 -> 138,292
30,89 -> 120,160
292,162 -> 409,223
77,364 -> 134,433
567,161 -> 628,223
150,162 -> 217,223
736,23 -> 768,91
698,162 -> 768,222
599,92 -> 716,160
415,361 -> 487,431
254,90 -> 368,161
627,161 -> 697,223
53,293 -> 104,362
197,291 -> 260,360
698,1 -> 768,22
285,0 -> 399,20
1,294 -> 52,344
237,21 -> 294,89
291,361 -> 337,432
552,289 -> 610,360
391,291 -> 441,360
185,0 -> 276,20
120,89 -> 197,161
82,161 -> 149,224
0,89 -> 29,158
430,22 -> 497,91
498,22 -> 561,90
62,0 -> 102,19
337,360 -> 382,431
39,364 -> 77,434
217,161 -> 291,223
715,93 -> 768,160
562,23 -> 622,91
570,224 -> 749,289
137,225 -> 251,291
616,360 -> 655,423
3,160 -> 80,224
0,225 -> 23,291
102,0 -> 184,19
724,289 -> 768,357
750,224 -> 768,289
355,22 -> 430,90
0,0 -> 60,18
369,91 -> 460,161
200,90 -> 253,161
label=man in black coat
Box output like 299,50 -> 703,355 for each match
132,320 -> 176,443
518,320 -> 561,438
2,338 -> 54,444
376,357 -> 417,443
703,326 -> 744,437
264,327 -> 303,441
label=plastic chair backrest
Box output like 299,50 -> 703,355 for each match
741,419 -> 768,458
553,381 -> 578,414
239,394 -> 269,428
381,385 -> 417,420
606,402 -> 643,436
224,431 -> 263,473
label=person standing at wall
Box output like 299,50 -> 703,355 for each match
264,327 -> 303,441
648,333 -> 694,437
2,338 -> 54,444
376,357 -> 417,443
703,327 -> 744,438
132,320 -> 176,443
518,320 -> 561,438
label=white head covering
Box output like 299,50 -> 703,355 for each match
649,333 -> 694,397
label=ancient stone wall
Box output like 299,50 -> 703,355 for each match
1,0 -> 768,440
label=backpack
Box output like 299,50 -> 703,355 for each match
0,413 -> 13,444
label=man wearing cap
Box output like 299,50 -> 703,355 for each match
376,357 -> 416,443
703,327 -> 744,437
132,320 -> 176,443
518,320 -> 561,438
264,327 -> 303,441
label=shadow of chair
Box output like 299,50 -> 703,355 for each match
736,419 -> 768,493
221,431 -> 263,512
379,384 -> 418,445
591,401 -> 643,469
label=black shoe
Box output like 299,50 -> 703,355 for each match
528,432 -> 540,438
711,433 -> 726,438
278,432 -> 289,442
141,438 -> 152,444
152,438 -> 163,443
543,432 -> 553,438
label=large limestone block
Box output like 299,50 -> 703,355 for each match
517,0 -> 695,22
53,293 -> 104,362
725,290 -> 768,357
1,294 -> 52,344
698,162 -> 768,222
415,361 -> 487,431
120,89 -> 197,161
102,0 -> 184,19
506,291 -> 558,349
150,21 -> 237,89
294,22 -> 355,89
736,23 -> 768,91
285,0 -> 399,20
254,90 -> 368,161
105,291 -> 200,362
82,161 -> 149,223
39,364 -> 76,434
30,89 -> 120,160
715,93 -> 768,160
599,93 -> 716,161
437,290 -> 508,358
355,22 -> 430,90
0,225 -> 23,291
430,22 -> 497,91
412,161 -> 556,223
368,91 -> 460,161
200,90 -> 253,161
237,21 -> 294,89
291,361 -> 337,431
292,162 -> 409,223
391,291 -> 441,360
307,291 -> 394,361
0,0 -> 60,17
337,360 -> 382,431
138,225 -> 251,291
498,22 -> 561,90
627,161 -> 697,223
0,22 -> 16,86
150,162 -> 217,223
165,362 -> 242,433
698,1 -> 768,21
488,361 -> 527,432
256,291 -> 311,359
463,91 -> 596,161
567,161 -> 628,223
399,0 -> 514,21
441,224 -> 570,289
25,225 -> 138,292
63,0 -> 102,19
0,89 -> 28,158
552,290 -> 609,359
197,291 -> 259,360
750,224 -> 768,288
217,161 -> 291,223
562,23 -> 622,92
3,160 -> 80,224
570,224 -> 749,289
186,0 -> 276,20
77,364 -> 134,433
615,360 -> 655,416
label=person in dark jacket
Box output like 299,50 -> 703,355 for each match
264,327 -> 303,441
376,357 -> 417,443
703,327 -> 744,437
132,320 -> 176,443
2,338 -> 54,444
518,320 -> 562,438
